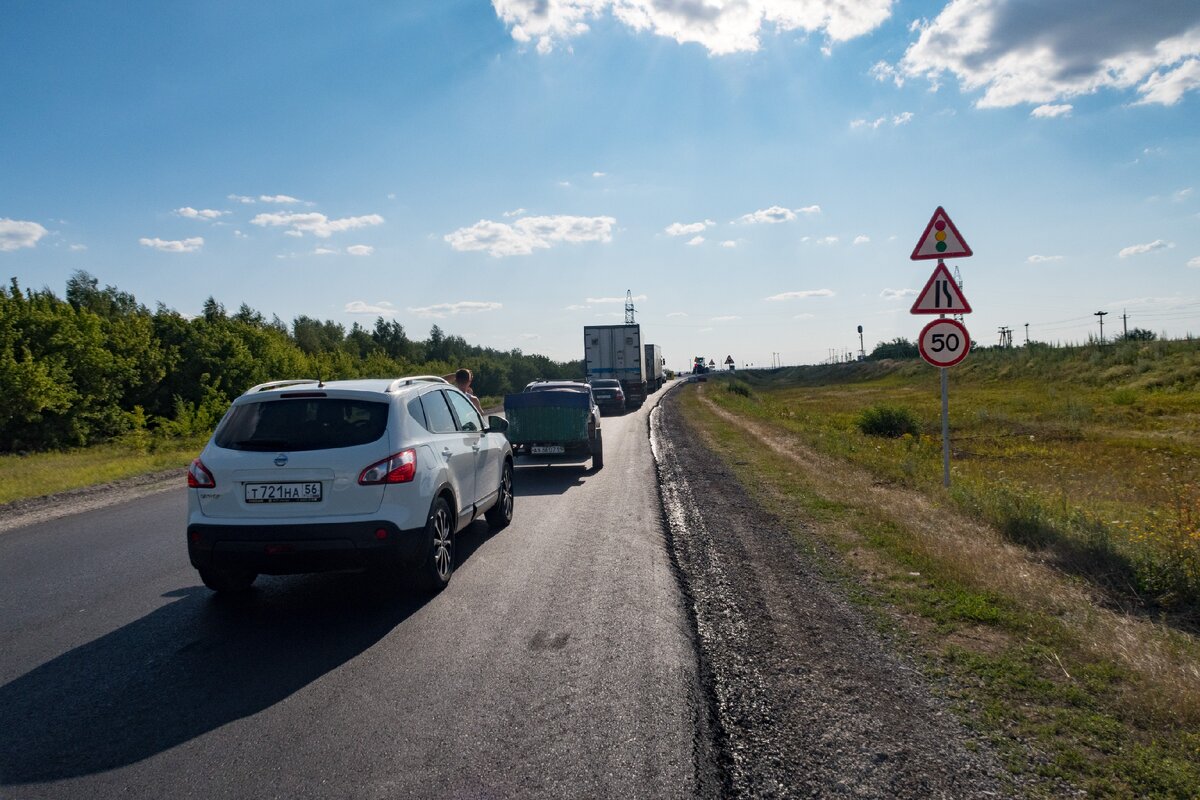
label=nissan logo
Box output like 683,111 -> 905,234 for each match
274,453 -> 288,467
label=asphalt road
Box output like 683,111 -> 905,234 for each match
0,396 -> 705,799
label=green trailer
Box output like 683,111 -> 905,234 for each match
503,383 -> 603,469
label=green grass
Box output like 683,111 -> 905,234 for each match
0,437 -> 205,505
676,361 -> 1200,799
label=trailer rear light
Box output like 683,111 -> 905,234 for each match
187,458 -> 215,488
359,449 -> 417,484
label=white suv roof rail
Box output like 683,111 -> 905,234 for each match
244,379 -> 322,395
385,375 -> 450,393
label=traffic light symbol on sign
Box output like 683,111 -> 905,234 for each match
911,261 -> 972,314
911,206 -> 973,260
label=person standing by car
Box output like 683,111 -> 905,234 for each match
444,368 -> 484,415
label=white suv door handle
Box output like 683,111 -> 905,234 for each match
472,445 -> 481,452
441,447 -> 453,457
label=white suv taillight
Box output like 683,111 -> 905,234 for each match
359,449 -> 417,484
187,458 -> 215,488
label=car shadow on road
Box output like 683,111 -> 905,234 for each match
511,462 -> 595,496
0,565 -> 451,786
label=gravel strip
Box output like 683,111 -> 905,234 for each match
651,388 -> 1015,799
0,469 -> 181,534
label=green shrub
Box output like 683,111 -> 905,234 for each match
857,404 -> 921,438
726,380 -> 754,398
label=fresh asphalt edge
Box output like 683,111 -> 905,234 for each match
646,383 -> 733,800
0,468 -> 181,535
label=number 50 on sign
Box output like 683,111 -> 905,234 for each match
918,318 -> 971,368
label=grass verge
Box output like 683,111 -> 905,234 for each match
678,383 -> 1200,799
0,438 -> 205,506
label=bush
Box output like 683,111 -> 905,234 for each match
726,380 -> 753,398
857,404 -> 921,438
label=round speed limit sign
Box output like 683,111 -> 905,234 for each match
918,318 -> 971,367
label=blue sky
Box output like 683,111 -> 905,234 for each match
3,0 -> 1199,368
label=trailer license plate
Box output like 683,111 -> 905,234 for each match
531,445 -> 565,455
245,482 -> 322,503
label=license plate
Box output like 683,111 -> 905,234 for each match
531,445 -> 565,455
244,482 -> 322,503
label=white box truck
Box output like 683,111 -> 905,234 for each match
643,343 -> 664,393
584,324 -> 646,407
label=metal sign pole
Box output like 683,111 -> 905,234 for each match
941,366 -> 950,487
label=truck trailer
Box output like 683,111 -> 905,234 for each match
584,324 -> 646,407
643,343 -> 664,393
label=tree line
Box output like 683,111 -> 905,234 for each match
1,272 -> 580,452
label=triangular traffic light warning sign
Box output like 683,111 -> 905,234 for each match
911,206 -> 972,260
911,261 -> 972,314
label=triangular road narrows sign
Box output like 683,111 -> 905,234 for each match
911,206 -> 972,260
911,261 -> 972,314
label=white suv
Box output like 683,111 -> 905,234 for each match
186,376 -> 513,594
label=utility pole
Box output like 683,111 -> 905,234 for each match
624,290 -> 636,324
998,326 -> 1012,347
857,325 -> 865,360
1122,309 -> 1128,339
1094,310 -> 1108,344
1024,322 -> 1029,345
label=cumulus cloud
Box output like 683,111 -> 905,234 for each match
870,60 -> 904,86
228,193 -> 303,204
251,212 -> 384,238
592,171 -> 606,178
1027,254 -> 1065,263
1031,103 -> 1073,118
139,236 -> 204,253
492,0 -> 893,56
720,240 -> 738,248
409,301 -> 504,319
346,245 -> 374,256
1188,256 -> 1200,268
444,214 -> 616,257
345,300 -> 398,314
765,289 -> 835,301
734,205 -> 819,224
687,235 -> 705,246
0,218 -> 48,252
175,207 -> 227,220
503,208 -> 527,217
665,220 -> 715,236
854,235 -> 870,245
313,247 -> 338,255
228,194 -> 256,204
816,236 -> 840,245
1118,239 -> 1174,257
897,0 -> 1200,108
69,244 -> 87,252
880,288 -> 918,299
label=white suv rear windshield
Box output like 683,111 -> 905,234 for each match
214,397 -> 389,452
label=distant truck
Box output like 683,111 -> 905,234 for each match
584,324 -> 647,408
644,344 -> 664,393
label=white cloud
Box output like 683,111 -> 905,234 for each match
314,247 -> 338,255
817,236 -> 839,245
898,1 -> 1200,109
1031,104 -> 1073,118
1188,256 -> 1200,268
1027,254 -> 1065,263
492,0 -> 893,56
234,230 -> 248,239
69,244 -> 87,252
409,301 -> 504,319
0,219 -> 48,251
444,214 -> 616,257
139,236 -> 203,253
259,194 -> 301,204
228,194 -> 257,204
175,207 -> 227,220
1118,239 -> 1174,257
1173,187 -> 1195,201
503,208 -> 527,217
251,212 -> 384,238
565,304 -> 587,310
851,114 -> 911,129
345,300 -> 398,314
686,235 -> 705,246
665,220 -> 715,236
734,205 -> 815,224
870,60 -> 904,87
880,288 -> 918,300
666,311 -> 688,317
853,235 -> 870,245
710,315 -> 740,322
557,180 -> 572,187
765,289 -> 835,301
346,245 -> 374,256
720,240 -> 738,248
592,171 -> 606,178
